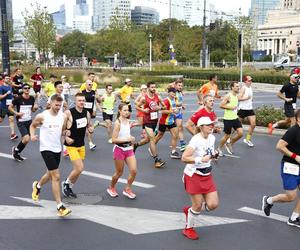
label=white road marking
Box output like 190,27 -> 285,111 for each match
0,196 -> 249,235
82,170 -> 155,189
223,154 -> 240,159
0,125 -> 10,128
0,152 -> 27,160
238,207 -> 288,223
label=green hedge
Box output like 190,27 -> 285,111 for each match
121,69 -> 289,85
254,105 -> 287,128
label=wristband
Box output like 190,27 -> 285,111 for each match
195,157 -> 202,165
291,153 -> 297,159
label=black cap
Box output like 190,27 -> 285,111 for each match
49,74 -> 57,78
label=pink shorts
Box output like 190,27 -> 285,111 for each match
113,146 -> 134,160
184,173 -> 217,195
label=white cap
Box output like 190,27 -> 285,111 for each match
140,84 -> 147,89
125,78 -> 132,83
61,75 -> 66,79
291,74 -> 299,78
197,116 -> 213,126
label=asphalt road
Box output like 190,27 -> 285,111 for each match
0,91 -> 299,250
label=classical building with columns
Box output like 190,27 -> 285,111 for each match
257,0 -> 300,57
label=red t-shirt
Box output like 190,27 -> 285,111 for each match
31,73 -> 44,90
190,108 -> 217,125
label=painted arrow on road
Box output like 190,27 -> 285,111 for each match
0,196 -> 249,235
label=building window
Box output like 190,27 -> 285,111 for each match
290,30 -> 293,34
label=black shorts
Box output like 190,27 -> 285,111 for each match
103,112 -> 113,121
144,123 -> 157,131
86,109 -> 96,119
33,87 -> 41,93
284,103 -> 295,118
158,123 -> 177,132
17,120 -> 32,137
237,109 -> 255,119
0,108 -> 14,118
223,119 -> 242,135
41,151 -> 61,171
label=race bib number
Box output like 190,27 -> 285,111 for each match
292,103 -> 297,110
19,105 -> 32,122
6,99 -> 12,106
76,117 -> 87,129
150,111 -> 158,120
84,102 -> 93,109
36,81 -> 41,85
283,162 -> 299,176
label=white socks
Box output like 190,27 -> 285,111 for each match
187,208 -> 201,228
267,197 -> 273,204
291,212 -> 300,221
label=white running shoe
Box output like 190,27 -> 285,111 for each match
89,142 -> 96,151
217,148 -> 224,157
243,139 -> 254,147
224,143 -> 233,155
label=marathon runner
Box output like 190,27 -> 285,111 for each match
118,78 -> 134,113
268,74 -> 300,134
30,66 -> 44,96
154,87 -> 181,159
174,80 -> 186,151
107,103 -> 138,199
134,82 -> 166,168
82,80 -> 99,150
30,94 -> 71,217
79,72 -> 97,92
181,116 -> 219,240
47,81 -> 68,112
95,84 -> 116,143
43,74 -> 57,98
262,109 -> 300,227
238,75 -> 256,147
11,68 -> 24,98
197,74 -> 221,105
185,95 -> 219,135
0,73 -> 18,140
218,81 -> 243,156
9,84 -> 38,161
62,93 -> 93,198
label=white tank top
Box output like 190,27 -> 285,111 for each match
40,110 -> 64,153
239,85 -> 253,110
118,119 -> 131,139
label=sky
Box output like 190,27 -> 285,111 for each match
12,0 -> 251,20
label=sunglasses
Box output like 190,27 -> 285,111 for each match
23,87 -> 30,90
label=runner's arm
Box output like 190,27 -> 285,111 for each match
30,114 -> 44,141
220,94 -> 234,110
277,91 -> 291,102
185,119 -> 196,135
238,86 -> 248,101
136,96 -> 147,112
276,139 -> 298,159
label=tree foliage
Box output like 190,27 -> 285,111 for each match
22,3 -> 56,62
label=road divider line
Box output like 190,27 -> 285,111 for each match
82,170 -> 155,189
238,207 -> 288,222
0,152 -> 14,160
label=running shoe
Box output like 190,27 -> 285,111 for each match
93,120 -> 101,129
154,158 -> 166,168
107,138 -> 113,144
268,123 -> 274,135
107,187 -> 118,198
57,205 -> 72,217
31,181 -> 40,201
62,182 -> 77,198
89,142 -> 96,151
10,133 -> 18,140
122,188 -> 136,199
287,217 -> 300,228
148,147 -> 154,157
180,143 -> 186,152
170,151 -> 181,159
262,196 -> 273,216
182,227 -> 199,240
224,142 -> 233,155
12,146 -> 24,162
243,139 -> 254,147
217,148 -> 224,157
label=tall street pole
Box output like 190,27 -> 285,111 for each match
201,0 -> 207,68
149,34 -> 152,71
0,0 -> 10,74
240,30 -> 244,84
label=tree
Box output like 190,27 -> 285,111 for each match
22,3 -> 56,63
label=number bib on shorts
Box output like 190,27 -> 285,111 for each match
283,162 -> 299,176
150,111 -> 158,120
84,102 -> 93,109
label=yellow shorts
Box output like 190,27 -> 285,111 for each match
66,146 -> 85,161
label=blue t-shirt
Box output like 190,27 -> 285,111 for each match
0,84 -> 13,109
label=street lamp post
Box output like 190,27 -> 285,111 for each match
0,0 -> 10,74
149,34 -> 152,71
